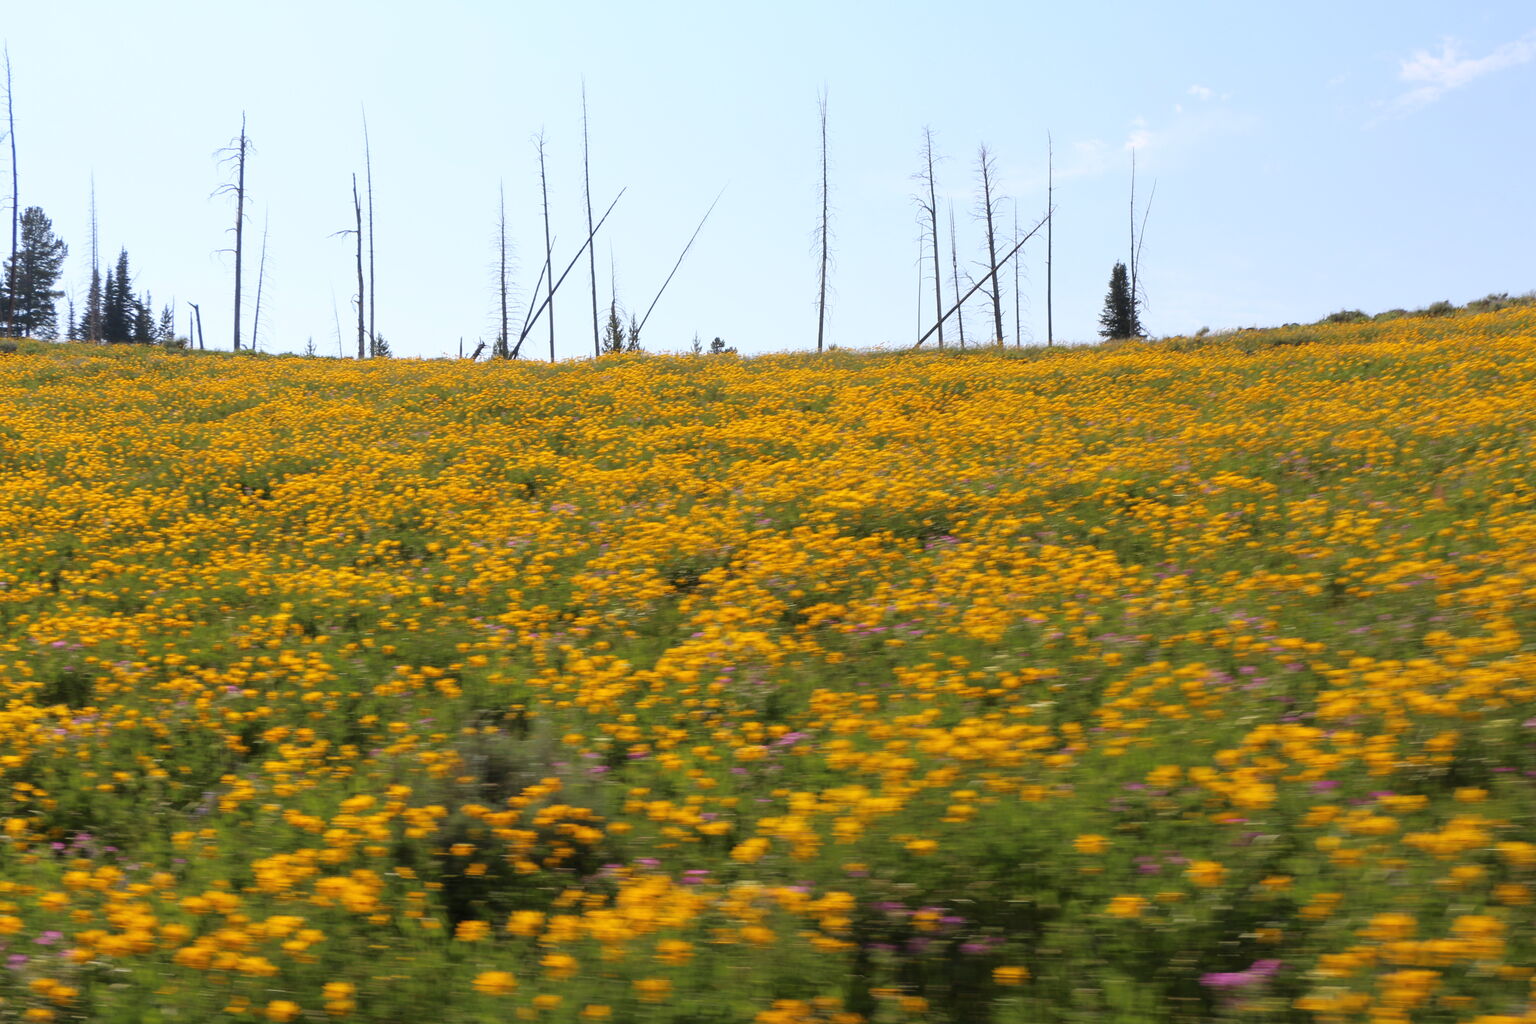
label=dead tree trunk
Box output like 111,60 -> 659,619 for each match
86,178 -> 101,343
233,116 -> 247,350
815,89 -> 830,353
497,182 -> 510,359
1134,177 -> 1155,337
213,115 -> 250,351
189,301 -> 205,351
536,132 -> 555,362
582,83 -> 599,359
948,201 -> 966,347
352,174 -> 365,358
915,213 -> 1046,349
363,108 -> 376,356
512,189 -> 624,358
918,128 -> 945,349
977,144 -> 1004,345
4,47 -> 17,334
1046,133 -> 1054,347
1129,148 -> 1136,326
637,187 -> 724,334
251,211 -> 269,352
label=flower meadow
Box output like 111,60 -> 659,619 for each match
0,309 -> 1535,1024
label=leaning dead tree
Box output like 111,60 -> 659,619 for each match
214,114 -> 251,351
815,89 -> 831,353
536,131 -> 555,362
251,211 -> 269,352
511,189 -> 624,359
914,212 -> 1048,349
976,144 -> 1004,345
188,301 -> 205,351
637,186 -> 724,335
915,128 -> 945,349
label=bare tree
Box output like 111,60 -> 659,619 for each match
582,82 -> 599,358
214,114 -> 251,351
1127,149 -> 1155,337
1046,133 -> 1054,347
329,288 -> 344,357
915,212 -> 1047,349
86,177 -> 101,342
330,178 -> 366,358
495,182 -> 510,359
512,188 -> 624,358
976,144 -> 1004,345
916,128 -> 945,348
363,108 -> 377,355
815,88 -> 831,353
948,200 -> 966,347
251,211 -> 269,352
4,46 -> 16,333
352,174 -> 364,358
536,131 -> 555,362
1129,148 -> 1136,324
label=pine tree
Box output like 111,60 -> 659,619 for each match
600,299 -> 625,354
2,206 -> 68,338
157,304 -> 175,345
132,292 -> 154,344
102,249 -> 134,343
1097,261 -> 1141,340
625,314 -> 641,353
83,265 -> 102,342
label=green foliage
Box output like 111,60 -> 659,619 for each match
1097,261 -> 1141,340
1,206 -> 68,338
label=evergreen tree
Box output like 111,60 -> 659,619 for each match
1097,261 -> 1141,340
625,314 -> 641,353
1,207 -> 68,338
101,250 -> 135,343
157,304 -> 175,344
101,268 -> 121,342
83,265 -> 103,342
370,334 -> 392,358
132,292 -> 154,345
601,299 -> 625,354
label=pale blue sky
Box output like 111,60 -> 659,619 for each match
4,1 -> 1533,357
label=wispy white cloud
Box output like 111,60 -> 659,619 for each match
1187,84 -> 1214,101
1001,87 -> 1248,193
1393,32 -> 1536,109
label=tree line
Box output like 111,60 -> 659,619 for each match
0,45 -> 1155,356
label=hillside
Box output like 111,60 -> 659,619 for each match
0,306 -> 1533,1023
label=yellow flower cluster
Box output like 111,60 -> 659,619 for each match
0,308 -> 1531,1021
